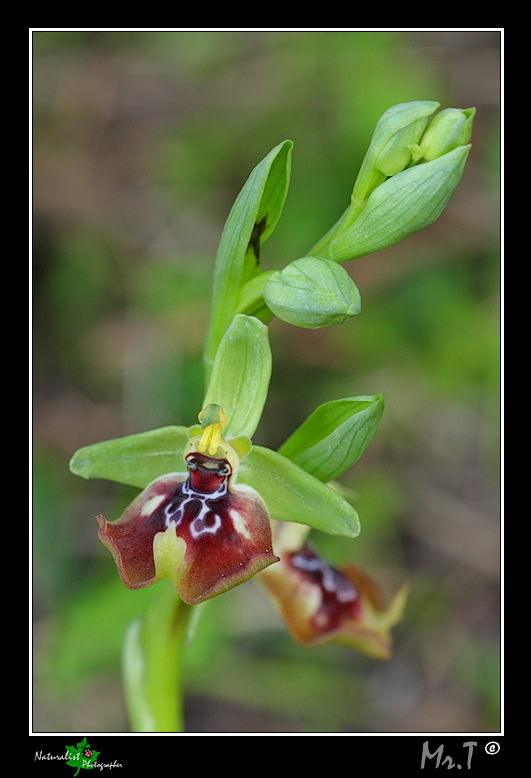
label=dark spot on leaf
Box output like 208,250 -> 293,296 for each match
247,214 -> 268,265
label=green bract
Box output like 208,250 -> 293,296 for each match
263,256 -> 361,329
327,145 -> 470,262
203,140 -> 292,382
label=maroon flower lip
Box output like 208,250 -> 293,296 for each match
258,537 -> 408,659
289,545 -> 363,634
97,449 -> 278,605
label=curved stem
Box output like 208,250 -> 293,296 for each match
122,580 -> 193,732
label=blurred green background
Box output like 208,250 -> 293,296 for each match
32,30 -> 501,733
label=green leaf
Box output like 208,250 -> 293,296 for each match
238,445 -> 360,538
69,426 -> 189,490
122,619 -> 157,732
263,256 -> 361,328
278,395 -> 384,482
203,313 -> 272,439
65,738 -> 100,776
203,140 -> 292,380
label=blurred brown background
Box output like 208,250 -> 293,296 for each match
32,29 -> 501,733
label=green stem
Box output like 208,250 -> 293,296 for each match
307,170 -> 386,259
122,580 -> 192,732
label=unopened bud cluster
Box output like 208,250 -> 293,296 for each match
312,101 -> 475,263
264,101 -> 475,328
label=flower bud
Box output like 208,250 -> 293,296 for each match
309,101 -> 474,262
258,539 -> 408,659
414,107 -> 476,162
263,256 -> 361,329
352,101 -> 439,204
375,112 -> 432,176
96,407 -> 279,604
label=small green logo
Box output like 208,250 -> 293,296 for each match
65,737 -> 100,776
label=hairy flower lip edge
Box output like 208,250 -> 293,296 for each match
91,404 -> 283,605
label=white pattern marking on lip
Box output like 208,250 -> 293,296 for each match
163,479 -> 228,538
141,493 -> 167,517
230,508 -> 252,540
292,551 -> 357,602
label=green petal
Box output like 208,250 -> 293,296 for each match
69,426 -> 189,489
278,395 -> 384,482
238,445 -> 360,538
203,314 -> 272,440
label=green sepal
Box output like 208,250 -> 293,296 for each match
69,426 -> 189,490
203,140 -> 292,380
278,395 -> 384,483
203,313 -> 272,440
238,445 -> 360,538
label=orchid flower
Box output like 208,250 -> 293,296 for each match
71,314 -> 372,606
95,404 -> 278,605
258,521 -> 408,660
